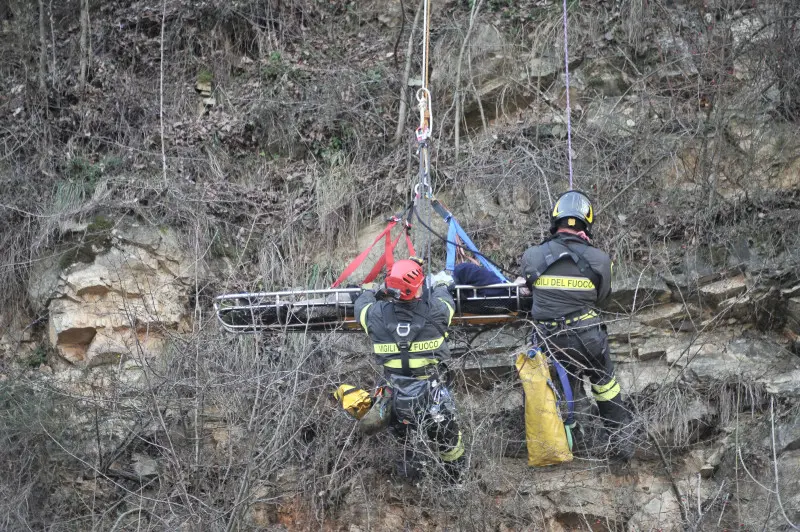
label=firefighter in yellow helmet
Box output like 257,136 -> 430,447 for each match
520,191 -> 634,462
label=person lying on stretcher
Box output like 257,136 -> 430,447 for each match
452,259 -> 530,297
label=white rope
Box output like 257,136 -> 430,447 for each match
421,0 -> 430,90
414,0 -> 434,273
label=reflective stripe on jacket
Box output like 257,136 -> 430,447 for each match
520,233 -> 612,320
354,286 -> 454,369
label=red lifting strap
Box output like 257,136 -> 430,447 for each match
331,220 -> 397,288
331,220 -> 415,288
363,230 -> 402,284
362,224 -> 415,284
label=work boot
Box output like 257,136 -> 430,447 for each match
395,448 -> 427,481
439,455 -> 466,484
567,422 -> 608,459
597,396 -> 635,462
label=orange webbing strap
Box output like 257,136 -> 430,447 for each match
363,230 -> 403,284
455,233 -> 467,265
434,198 -> 467,268
331,220 -> 398,288
331,218 -> 416,288
363,221 -> 416,283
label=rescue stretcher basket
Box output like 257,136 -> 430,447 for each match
214,284 -> 532,333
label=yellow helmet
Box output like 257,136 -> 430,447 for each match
334,384 -> 372,420
550,190 -> 594,236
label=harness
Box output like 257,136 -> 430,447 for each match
535,309 -> 599,327
527,235 -> 601,290
380,302 -> 446,377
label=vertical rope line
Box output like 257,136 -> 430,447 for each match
417,143 -> 431,290
422,0 -> 431,90
159,0 -> 167,186
562,0 -> 574,190
419,0 -> 433,291
425,185 -> 432,293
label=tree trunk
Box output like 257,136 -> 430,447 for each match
392,0 -> 424,146
454,0 -> 484,163
49,0 -> 57,89
78,0 -> 89,92
38,0 -> 47,92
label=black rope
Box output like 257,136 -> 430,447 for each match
393,201 -> 415,223
409,205 -> 520,279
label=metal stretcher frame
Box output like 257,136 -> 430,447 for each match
214,284 -> 532,334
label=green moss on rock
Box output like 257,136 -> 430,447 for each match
59,216 -> 115,270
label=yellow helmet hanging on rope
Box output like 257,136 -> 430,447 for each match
550,190 -> 594,237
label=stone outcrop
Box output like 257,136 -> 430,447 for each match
44,223 -> 202,366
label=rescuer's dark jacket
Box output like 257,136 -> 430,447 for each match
354,286 -> 455,374
520,233 -> 612,320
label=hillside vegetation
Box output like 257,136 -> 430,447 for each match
1,0 -> 800,530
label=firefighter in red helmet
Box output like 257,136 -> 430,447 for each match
353,258 -> 465,480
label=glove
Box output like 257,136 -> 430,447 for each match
376,284 -> 400,301
351,282 -> 379,303
514,276 -> 532,296
430,271 -> 455,290
361,282 -> 378,292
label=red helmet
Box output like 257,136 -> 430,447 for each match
386,259 -> 425,300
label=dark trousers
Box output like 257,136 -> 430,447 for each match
534,320 -> 634,459
534,320 -> 614,386
384,373 -> 464,464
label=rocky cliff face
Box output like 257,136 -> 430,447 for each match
1,0 -> 800,530
9,200 -> 800,532
41,224 -> 198,366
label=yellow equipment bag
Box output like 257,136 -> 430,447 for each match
334,384 -> 372,420
515,351 -> 573,466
